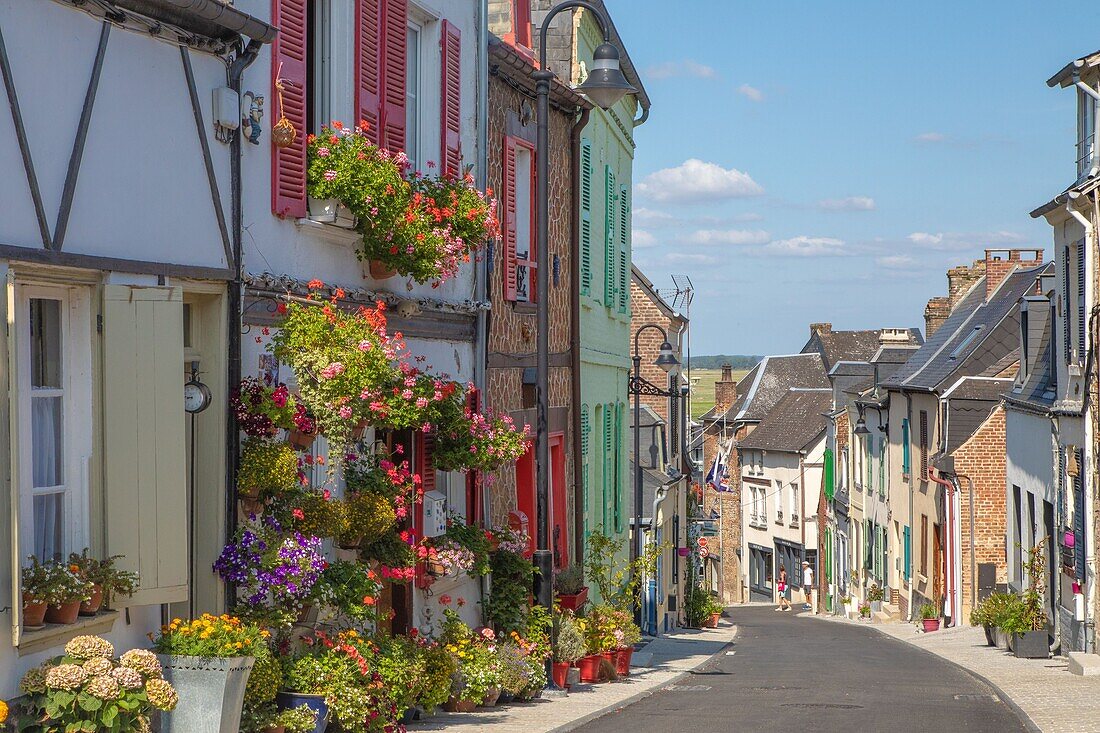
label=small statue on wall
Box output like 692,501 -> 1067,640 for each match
241,92 -> 265,145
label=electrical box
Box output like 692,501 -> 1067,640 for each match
422,490 -> 448,538
212,87 -> 240,130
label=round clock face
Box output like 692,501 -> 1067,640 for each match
184,381 -> 211,413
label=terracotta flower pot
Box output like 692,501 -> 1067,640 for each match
614,647 -> 633,676
80,584 -> 103,616
704,612 -> 721,628
239,496 -> 265,516
443,696 -> 477,713
287,429 -> 316,451
921,618 -> 940,633
480,687 -> 501,707
45,600 -> 81,625
262,727 -> 286,733
577,654 -> 601,683
369,259 -> 398,280
552,661 -> 570,688
557,586 -> 589,612
22,594 -> 46,628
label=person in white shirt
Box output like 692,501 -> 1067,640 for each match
801,561 -> 814,611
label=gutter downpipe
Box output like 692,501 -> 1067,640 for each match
955,473 -> 977,617
225,37 -> 263,610
929,468 -> 956,626
648,482 -> 672,634
905,391 -> 915,621
475,0 -> 492,610
569,105 -> 590,567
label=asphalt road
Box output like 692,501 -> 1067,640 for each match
575,606 -> 1028,733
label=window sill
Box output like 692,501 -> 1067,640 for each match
789,519 -> 800,528
512,302 -> 537,315
17,610 -> 120,656
294,217 -> 361,247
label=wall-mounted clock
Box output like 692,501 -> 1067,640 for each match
184,379 -> 212,414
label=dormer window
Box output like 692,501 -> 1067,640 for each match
1079,85 -> 1097,179
1019,304 -> 1029,383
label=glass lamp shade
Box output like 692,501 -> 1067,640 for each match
655,341 -> 679,372
576,42 -> 636,110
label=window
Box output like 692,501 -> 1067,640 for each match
1019,305 -> 1029,381
1079,87 -> 1096,178
918,410 -> 928,480
404,23 -> 420,169
502,135 -> 536,303
307,0 -> 355,136
901,418 -> 910,477
17,288 -> 92,563
949,325 -> 984,359
790,483 -> 799,522
488,0 -> 531,51
920,514 -> 928,576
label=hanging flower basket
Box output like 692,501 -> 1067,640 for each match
369,259 -> 398,280
287,427 -> 317,451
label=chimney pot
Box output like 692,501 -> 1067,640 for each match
721,363 -> 732,382
810,322 -> 832,336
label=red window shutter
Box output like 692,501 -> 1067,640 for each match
271,0 -> 308,218
439,20 -> 462,176
512,0 -> 532,49
354,0 -> 382,144
465,387 -> 480,524
502,135 -> 519,301
381,0 -> 407,152
417,431 -> 436,494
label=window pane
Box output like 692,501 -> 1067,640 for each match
405,26 -> 420,169
33,493 -> 65,562
32,396 -> 63,488
30,298 -> 62,389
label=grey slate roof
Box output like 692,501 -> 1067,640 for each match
722,353 -> 829,423
737,388 -> 832,452
881,264 -> 1050,393
941,377 -> 1013,401
941,378 -> 1010,455
1004,297 -> 1056,410
803,329 -> 923,371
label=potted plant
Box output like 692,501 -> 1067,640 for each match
840,595 -> 852,616
497,642 -> 532,703
237,437 -> 301,511
309,560 -> 381,622
554,565 -> 589,612
240,702 -> 317,733
975,592 -> 1014,647
285,488 -> 347,540
485,539 -> 537,635
152,613 -> 267,733
606,608 -> 641,676
416,641 -> 458,715
67,549 -> 139,615
918,602 -> 941,632
38,560 -> 94,625
1003,541 -> 1051,659
441,610 -> 501,709
338,490 -> 397,549
16,636 -> 178,731
20,557 -> 52,628
703,595 -> 724,628
553,611 -> 586,688
277,652 -> 333,733
858,601 -> 872,620
867,583 -> 885,613
432,407 -> 531,473
232,378 -> 307,441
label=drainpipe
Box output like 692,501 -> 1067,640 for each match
225,38 -> 263,609
905,391 -> 914,620
955,473 -> 977,617
647,481 -> 672,634
929,468 -> 956,625
570,106 -> 591,567
475,0 -> 492,612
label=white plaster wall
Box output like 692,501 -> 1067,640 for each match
0,0 -> 230,268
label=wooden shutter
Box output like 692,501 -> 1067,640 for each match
919,410 -> 928,479
416,430 -> 436,494
920,515 -> 928,575
1064,244 -> 1072,363
1074,447 -> 1086,579
464,388 -> 479,524
4,269 -> 22,645
603,165 -> 616,306
354,0 -> 382,144
603,406 -> 613,529
903,525 -> 911,581
501,135 -> 519,301
901,418 -> 910,475
580,139 -> 593,296
271,0 -> 308,218
439,20 -> 462,175
103,286 -> 187,606
380,0 -> 407,152
1077,240 -> 1086,360
613,403 -> 623,532
580,404 -> 590,518
617,184 -> 629,312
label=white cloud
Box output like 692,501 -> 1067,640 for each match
764,236 -> 849,257
688,229 -> 771,246
906,230 -> 1027,251
636,159 -> 764,203
646,60 -> 718,80
737,83 -> 764,102
633,207 -> 675,227
633,229 -> 658,249
877,254 -> 917,269
664,253 -> 721,265
914,132 -> 947,143
907,232 -> 944,246
817,196 -> 875,212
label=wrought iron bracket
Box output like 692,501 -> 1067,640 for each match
629,375 -> 674,397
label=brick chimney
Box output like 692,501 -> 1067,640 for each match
810,322 -> 832,337
947,260 -> 985,308
985,249 -> 1043,301
924,296 -> 951,338
714,363 -> 738,413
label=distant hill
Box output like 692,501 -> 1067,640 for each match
690,355 -> 763,370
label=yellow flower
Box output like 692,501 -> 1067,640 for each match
0,699 -> 9,723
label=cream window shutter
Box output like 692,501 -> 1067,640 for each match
5,269 -> 23,646
103,285 -> 187,606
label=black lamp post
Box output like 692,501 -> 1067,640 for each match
629,324 -> 679,609
530,1 -> 636,618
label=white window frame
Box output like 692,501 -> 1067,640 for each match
406,5 -> 441,173
16,284 -> 93,563
405,21 -> 422,170
310,0 -> 356,133
790,483 -> 799,523
1079,87 -> 1097,179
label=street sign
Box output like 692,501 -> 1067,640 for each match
697,537 -> 708,548
699,546 -> 710,558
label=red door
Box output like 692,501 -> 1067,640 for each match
550,433 -> 568,569
516,443 -> 536,556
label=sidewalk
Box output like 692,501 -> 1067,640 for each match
814,613 -> 1100,733
407,621 -> 737,733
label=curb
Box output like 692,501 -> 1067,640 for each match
548,625 -> 739,733
809,615 -> 1041,733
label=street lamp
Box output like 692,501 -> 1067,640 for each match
531,1 -> 636,620
630,325 -> 679,578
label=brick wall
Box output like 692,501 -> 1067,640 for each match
630,280 -> 678,425
951,405 -> 1007,622
484,73 -> 575,532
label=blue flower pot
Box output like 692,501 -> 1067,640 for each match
276,691 -> 329,733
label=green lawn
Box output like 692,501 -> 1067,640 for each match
689,368 -> 748,419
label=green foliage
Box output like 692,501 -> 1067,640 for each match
373,635 -> 421,715
684,584 -> 712,628
553,565 -> 585,596
241,703 -> 318,733
584,527 -> 662,613
441,519 -> 493,577
918,602 -> 939,621
416,643 -> 457,711
21,557 -> 94,606
972,591 -> 1017,628
689,355 -> 762,370
237,437 -> 300,498
341,491 -> 397,548
866,583 -> 885,602
553,612 -> 587,663
485,549 -> 536,634
243,648 -> 281,707
361,531 -> 416,571
66,550 -> 139,610
497,642 -> 533,695
311,560 -> 382,622
287,488 -> 347,538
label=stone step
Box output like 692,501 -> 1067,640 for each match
1068,652 -> 1100,676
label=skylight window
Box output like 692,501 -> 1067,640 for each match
949,325 -> 984,359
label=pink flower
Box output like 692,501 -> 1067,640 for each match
339,405 -> 353,419
416,397 -> 429,408
324,170 -> 337,181
401,389 -> 413,400
439,594 -> 452,605
358,340 -> 373,352
317,147 -> 331,157
320,362 -> 345,380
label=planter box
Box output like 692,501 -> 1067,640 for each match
158,655 -> 254,733
921,618 -> 940,633
308,197 -> 356,228
995,628 -> 1010,650
1013,630 -> 1050,659
983,624 -> 996,646
557,586 -> 589,612
276,691 -> 328,733
870,600 -> 882,613
578,654 -> 602,683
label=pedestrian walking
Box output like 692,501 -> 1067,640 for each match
776,565 -> 791,611
801,561 -> 814,611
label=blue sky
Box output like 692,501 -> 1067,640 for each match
606,0 -> 1094,355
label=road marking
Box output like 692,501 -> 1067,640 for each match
665,684 -> 713,692
726,650 -> 737,655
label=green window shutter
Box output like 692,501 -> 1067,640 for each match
878,440 -> 886,497
901,419 -> 910,475
903,526 -> 911,580
617,184 -> 629,313
604,165 -> 616,307
103,285 -> 188,607
580,139 -> 593,296
823,448 -> 835,501
581,404 -> 590,518
603,405 -> 613,530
